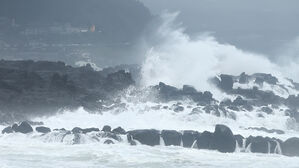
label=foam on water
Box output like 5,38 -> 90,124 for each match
0,141 -> 298,168
22,97 -> 298,141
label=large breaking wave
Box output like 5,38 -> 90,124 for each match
141,13 -> 298,93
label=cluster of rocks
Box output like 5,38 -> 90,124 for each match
0,60 -> 134,123
210,73 -> 299,122
2,122 -> 299,157
128,125 -> 299,157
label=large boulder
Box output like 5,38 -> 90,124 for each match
213,124 -> 236,153
127,129 -> 160,146
36,126 -> 51,133
161,130 -> 182,146
102,125 -> 112,132
72,127 -> 83,134
246,136 -> 270,153
197,131 -> 214,150
112,127 -> 126,135
219,74 -> 234,91
282,137 -> 299,156
13,122 -> 33,134
182,130 -> 199,148
2,126 -> 13,134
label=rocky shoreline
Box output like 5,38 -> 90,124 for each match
1,121 -> 299,157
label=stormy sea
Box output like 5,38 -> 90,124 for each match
1,0 -> 299,168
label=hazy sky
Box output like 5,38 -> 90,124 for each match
141,0 -> 299,61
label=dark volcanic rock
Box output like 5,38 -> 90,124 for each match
161,130 -> 182,146
173,105 -> 184,112
232,96 -> 247,106
154,82 -> 214,105
104,139 -> 114,144
82,128 -> 99,134
247,127 -> 285,135
213,124 -> 236,153
112,127 -> 126,135
239,72 -> 249,84
36,126 -> 51,133
72,127 -> 83,134
13,121 -> 33,134
203,105 -> 220,117
0,60 -> 135,123
219,74 -> 234,91
2,126 -> 13,134
102,125 -> 112,132
234,134 -> 244,147
260,106 -> 273,114
197,131 -> 215,150
282,137 -> 299,156
246,136 -> 270,153
127,129 -> 160,146
182,130 -> 199,148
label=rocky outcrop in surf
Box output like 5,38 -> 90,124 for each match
2,123 -> 298,157
0,60 -> 134,123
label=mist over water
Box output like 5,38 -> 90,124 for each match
141,13 -> 298,91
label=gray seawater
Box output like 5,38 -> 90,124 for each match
0,140 -> 299,168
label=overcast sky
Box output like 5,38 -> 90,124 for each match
141,0 -> 299,61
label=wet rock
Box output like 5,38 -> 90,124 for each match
203,105 -> 220,117
173,106 -> 184,112
197,131 -> 214,150
286,109 -> 299,123
234,134 -> 244,147
182,85 -> 197,94
102,125 -> 112,132
151,105 -> 161,110
36,126 -> 51,133
82,128 -> 99,134
13,121 -> 33,134
182,130 -> 199,148
220,99 -> 232,106
246,136 -> 269,153
227,106 -> 239,112
112,127 -> 126,135
239,72 -> 249,84
247,127 -> 285,134
219,74 -> 234,91
54,128 -> 66,132
260,106 -> 273,114
213,124 -> 236,153
127,134 -> 137,146
104,139 -> 114,144
282,137 -> 299,156
26,121 -> 44,126
127,129 -> 160,146
232,96 -> 247,106
72,127 -> 83,134
161,130 -> 182,146
2,126 -> 13,134
253,73 -> 278,85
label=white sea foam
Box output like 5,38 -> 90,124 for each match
141,13 -> 299,100
0,141 -> 298,168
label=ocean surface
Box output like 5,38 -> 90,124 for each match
0,104 -> 299,168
